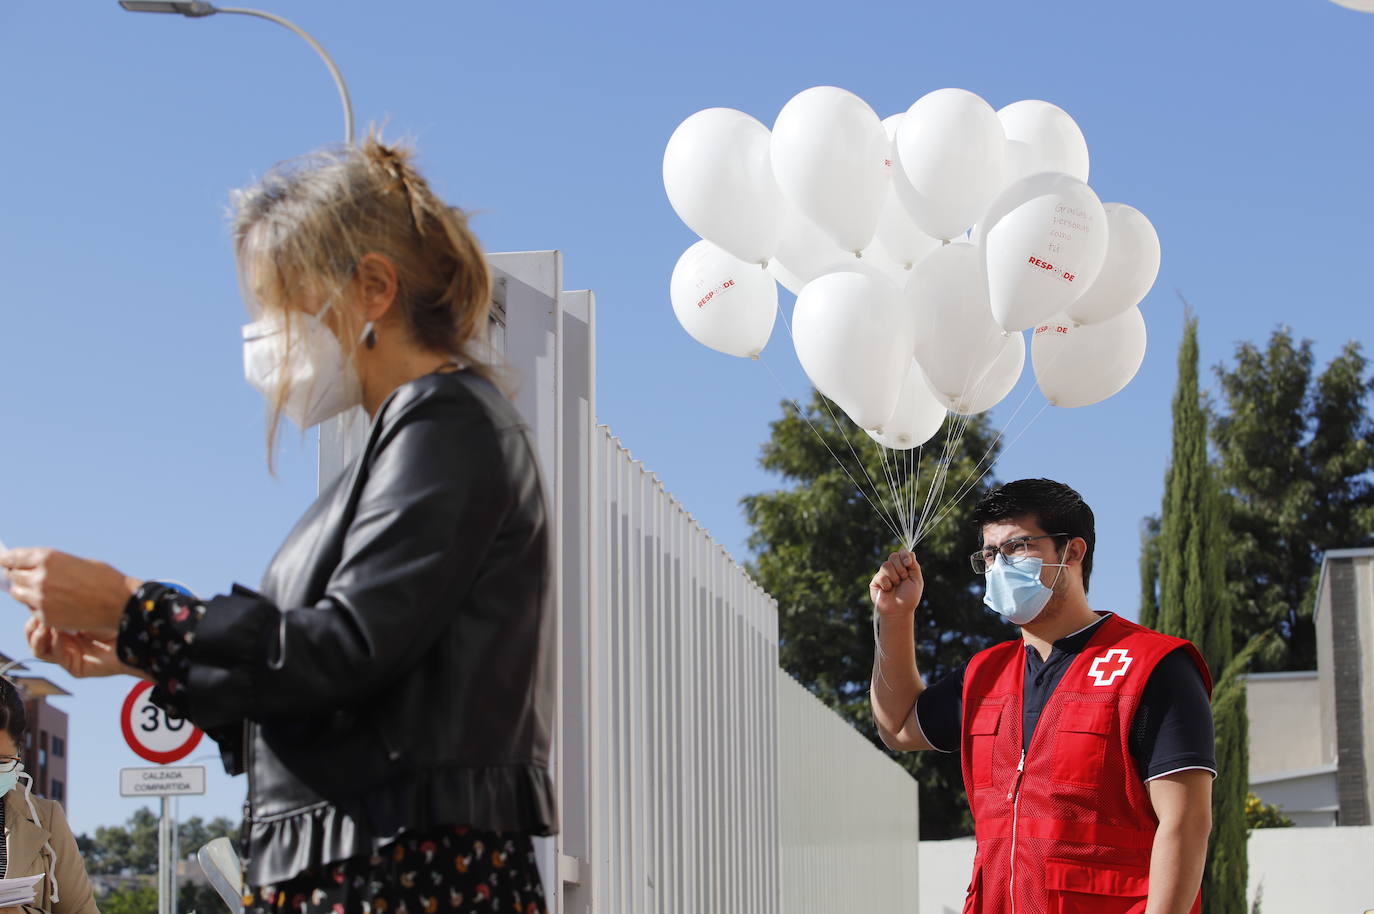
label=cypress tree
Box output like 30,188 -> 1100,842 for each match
1157,315 -> 1230,672
1138,515 -> 1161,630
1154,314 -> 1246,914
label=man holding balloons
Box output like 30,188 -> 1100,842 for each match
870,479 -> 1214,914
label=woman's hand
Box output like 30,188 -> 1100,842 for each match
0,547 -> 140,638
25,616 -> 149,680
869,550 -> 924,619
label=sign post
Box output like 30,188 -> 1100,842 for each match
121,681 -> 206,914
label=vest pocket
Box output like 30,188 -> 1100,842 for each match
968,702 -> 1004,789
1046,857 -> 1148,914
1050,701 -> 1115,787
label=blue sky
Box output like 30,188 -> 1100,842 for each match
2,0 -> 1371,834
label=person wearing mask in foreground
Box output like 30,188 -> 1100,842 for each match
0,677 -> 97,914
870,478 -> 1214,914
2,136 -> 555,914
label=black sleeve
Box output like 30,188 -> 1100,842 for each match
1129,647 -> 1216,781
914,662 -> 966,753
180,394 -> 516,729
116,583 -> 247,774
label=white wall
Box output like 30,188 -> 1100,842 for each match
917,839 -> 975,914
1248,825 -> 1374,913
919,827 -> 1374,914
1245,672 -> 1325,778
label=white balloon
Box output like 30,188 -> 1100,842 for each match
1032,307 -> 1147,408
663,108 -> 785,265
859,244 -> 916,291
1064,203 -> 1161,325
771,87 -> 890,254
894,89 -> 1006,241
792,271 -> 911,429
980,172 -> 1109,332
767,207 -> 902,293
874,115 -> 942,268
925,331 -> 1025,416
997,100 -> 1090,184
670,240 -> 778,358
1002,140 -> 1036,191
768,203 -> 851,295
767,260 -> 806,298
907,242 -> 1009,401
866,360 -> 947,449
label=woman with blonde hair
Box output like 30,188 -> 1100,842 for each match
1,136 -> 555,914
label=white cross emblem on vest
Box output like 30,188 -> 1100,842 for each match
1087,648 -> 1134,687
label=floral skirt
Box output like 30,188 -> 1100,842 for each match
242,826 -> 546,914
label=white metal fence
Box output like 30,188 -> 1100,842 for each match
778,673 -> 921,913
322,250 -> 923,912
577,427 -> 781,914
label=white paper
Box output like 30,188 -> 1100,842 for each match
0,873 -> 45,905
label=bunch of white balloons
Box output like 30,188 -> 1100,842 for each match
665,86 -> 1161,450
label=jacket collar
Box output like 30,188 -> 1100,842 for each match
4,788 -> 51,871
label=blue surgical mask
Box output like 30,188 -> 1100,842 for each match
0,763 -> 23,796
983,555 -> 1067,625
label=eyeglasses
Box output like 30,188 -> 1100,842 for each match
969,534 -> 1068,574
0,757 -> 21,773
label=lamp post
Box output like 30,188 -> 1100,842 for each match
118,1 -> 355,144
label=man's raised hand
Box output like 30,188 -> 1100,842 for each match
869,550 -> 924,618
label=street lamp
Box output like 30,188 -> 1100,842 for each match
118,1 -> 355,144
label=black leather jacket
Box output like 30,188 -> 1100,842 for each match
181,370 -> 555,887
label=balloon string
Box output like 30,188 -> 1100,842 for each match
770,300 -> 910,544
876,440 -> 914,550
930,331 -> 1067,524
915,336 -> 1069,540
922,398 -> 1052,537
911,326 -> 1026,544
875,444 -> 902,544
775,297 -> 907,537
756,353 -> 906,546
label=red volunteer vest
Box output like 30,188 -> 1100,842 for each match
958,614 -> 1212,914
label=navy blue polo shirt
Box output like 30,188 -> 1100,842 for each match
915,613 -> 1217,781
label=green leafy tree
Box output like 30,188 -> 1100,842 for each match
178,816 -> 240,857
181,878 -> 235,914
1152,315 -> 1246,914
744,391 -> 1007,837
77,810 -> 239,876
99,883 -> 158,914
1138,515 -> 1162,630
1208,650 -> 1256,914
1210,329 -> 1374,670
1156,315 -> 1232,676
77,807 -> 159,875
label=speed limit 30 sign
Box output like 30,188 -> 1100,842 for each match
120,680 -> 203,764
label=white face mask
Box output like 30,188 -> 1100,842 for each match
242,299 -> 372,430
